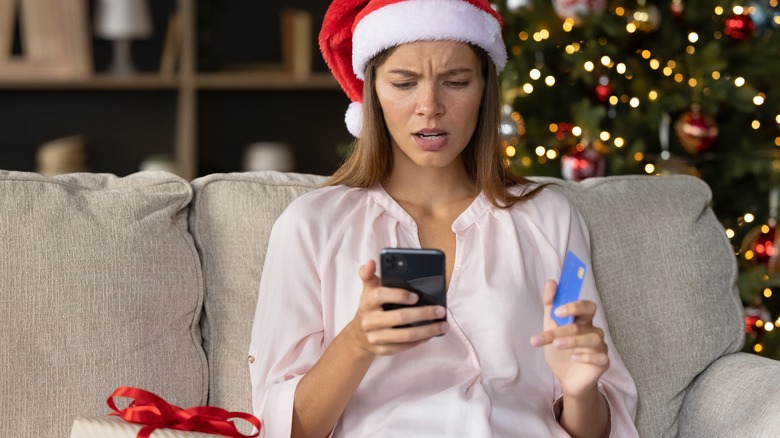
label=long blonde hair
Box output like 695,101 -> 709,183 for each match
326,44 -> 543,208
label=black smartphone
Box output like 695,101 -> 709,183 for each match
380,247 -> 447,327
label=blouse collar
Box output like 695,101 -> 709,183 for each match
367,183 -> 491,234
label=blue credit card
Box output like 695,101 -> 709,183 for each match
551,250 -> 587,326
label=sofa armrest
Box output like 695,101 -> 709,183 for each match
678,352 -> 780,437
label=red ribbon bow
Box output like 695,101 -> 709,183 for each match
108,386 -> 262,438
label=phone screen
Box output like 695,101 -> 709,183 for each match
380,248 -> 447,326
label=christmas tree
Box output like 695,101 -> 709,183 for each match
497,0 -> 780,358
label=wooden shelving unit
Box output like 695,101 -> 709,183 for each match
0,0 -> 347,180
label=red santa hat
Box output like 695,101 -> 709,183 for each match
319,0 -> 507,137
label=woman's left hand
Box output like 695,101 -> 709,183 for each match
530,280 -> 609,399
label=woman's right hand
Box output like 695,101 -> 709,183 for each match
347,259 -> 449,356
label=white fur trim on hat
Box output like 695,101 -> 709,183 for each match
352,0 -> 507,80
345,102 -> 364,137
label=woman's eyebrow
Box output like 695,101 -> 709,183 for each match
386,67 -> 475,77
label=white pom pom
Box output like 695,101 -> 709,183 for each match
345,102 -> 363,137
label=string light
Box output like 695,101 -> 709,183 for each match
634,152 -> 644,161
674,73 -> 684,83
530,69 -> 541,80
766,322 -> 775,332
733,5 -> 744,14
735,77 -> 746,87
686,46 -> 695,54
649,59 -> 660,70
764,288 -> 773,298
600,131 -> 611,141
752,120 -> 761,129
688,78 -> 698,87
726,228 -> 735,238
545,76 -> 556,86
522,83 -> 534,94
535,146 -> 546,156
546,149 -> 558,159
614,137 -> 625,147
755,344 -> 763,353
584,61 -> 595,72
645,163 -> 655,173
505,145 -> 517,157
629,97 -> 640,108
626,22 -> 637,33
563,18 -> 575,32
641,50 -> 651,59
745,213 -> 756,223
616,63 -> 627,74
754,94 -> 765,105
609,96 -> 619,105
519,31 -> 529,41
648,90 -> 658,100
539,29 -> 550,40
601,56 -> 612,67
714,6 -> 724,15
688,32 -> 699,43
663,67 -> 673,76
571,126 -> 582,136
712,71 -> 721,80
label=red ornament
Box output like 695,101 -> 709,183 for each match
742,222 -> 780,271
670,0 -> 684,20
724,13 -> 755,39
674,106 -> 718,154
561,143 -> 605,181
552,0 -> 607,21
595,76 -> 613,102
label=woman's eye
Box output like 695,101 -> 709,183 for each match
391,82 -> 414,89
445,81 -> 469,88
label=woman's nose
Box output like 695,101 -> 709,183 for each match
415,84 -> 444,118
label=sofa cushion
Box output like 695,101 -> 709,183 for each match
0,171 -> 207,437
534,175 -> 743,437
189,171 -> 325,420
192,172 -> 742,437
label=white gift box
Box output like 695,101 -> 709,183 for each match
70,415 -> 224,438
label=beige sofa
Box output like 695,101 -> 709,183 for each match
2,170 -> 779,437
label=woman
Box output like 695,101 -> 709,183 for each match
249,0 -> 638,436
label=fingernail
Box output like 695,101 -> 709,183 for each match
554,306 -> 565,317
530,335 -> 542,346
408,293 -> 419,303
440,322 -> 449,333
553,338 -> 566,348
435,306 -> 446,317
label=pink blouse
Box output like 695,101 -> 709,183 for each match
249,183 -> 638,437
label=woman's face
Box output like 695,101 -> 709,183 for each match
374,41 -> 484,174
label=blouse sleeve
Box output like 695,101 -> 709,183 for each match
556,194 -> 640,437
248,200 -> 326,438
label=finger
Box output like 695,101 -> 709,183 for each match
553,300 -> 598,325
530,322 -> 601,348
549,330 -> 606,351
360,286 -> 418,311
570,352 -> 610,367
359,260 -> 381,292
541,280 -> 558,331
365,321 -> 450,347
361,305 -> 446,331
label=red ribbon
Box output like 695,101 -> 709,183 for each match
108,386 -> 261,438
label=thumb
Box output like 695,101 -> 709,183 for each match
359,259 -> 381,292
542,279 -> 558,331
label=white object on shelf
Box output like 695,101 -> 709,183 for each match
243,142 -> 295,172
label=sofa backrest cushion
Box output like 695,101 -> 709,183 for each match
0,171 -> 207,437
189,172 -> 325,422
191,172 -> 743,437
